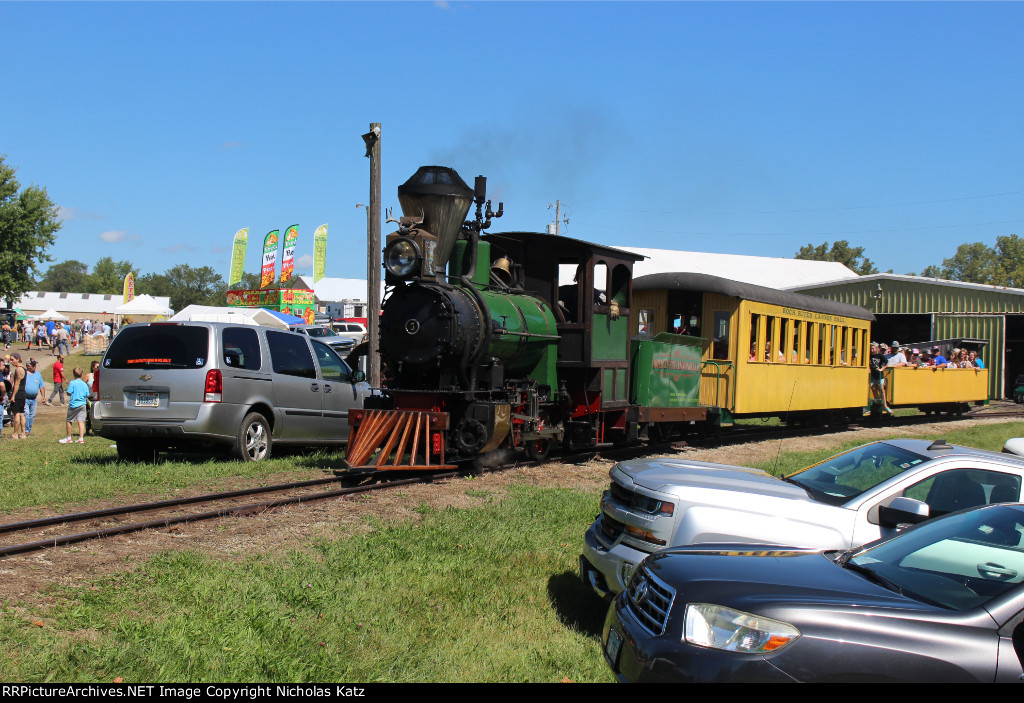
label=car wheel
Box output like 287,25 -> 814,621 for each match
117,438 -> 157,463
234,412 -> 272,461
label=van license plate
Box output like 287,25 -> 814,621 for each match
135,392 -> 159,407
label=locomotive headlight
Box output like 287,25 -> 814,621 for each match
384,237 -> 421,278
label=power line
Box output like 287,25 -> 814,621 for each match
572,216 -> 1024,238
568,188 -> 1024,217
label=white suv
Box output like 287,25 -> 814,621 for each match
332,321 -> 368,345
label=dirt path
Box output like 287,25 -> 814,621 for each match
0,416 -> 1019,605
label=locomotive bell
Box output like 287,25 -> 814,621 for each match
397,166 -> 474,270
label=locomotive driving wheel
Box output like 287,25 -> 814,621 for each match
523,438 -> 551,461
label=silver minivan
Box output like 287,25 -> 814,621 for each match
92,321 -> 371,462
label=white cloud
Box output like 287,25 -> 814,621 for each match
99,229 -> 130,243
58,206 -> 103,222
296,254 -> 314,269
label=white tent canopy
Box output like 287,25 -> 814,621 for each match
169,305 -> 291,330
34,309 -> 68,321
114,294 -> 172,316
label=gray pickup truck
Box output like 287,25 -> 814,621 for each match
581,438 -> 1024,599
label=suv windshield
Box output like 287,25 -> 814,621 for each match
848,504 -> 1024,610
786,443 -> 928,505
104,325 -> 210,369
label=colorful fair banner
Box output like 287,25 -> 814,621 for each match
229,228 -> 249,286
260,229 -> 279,289
122,273 -> 135,305
313,223 -> 328,283
280,224 -> 299,283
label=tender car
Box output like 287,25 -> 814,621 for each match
288,323 -> 356,354
604,502 -> 1024,682
92,321 -> 371,461
582,438 -> 1024,598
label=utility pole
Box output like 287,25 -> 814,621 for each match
547,200 -> 567,235
362,123 -> 382,387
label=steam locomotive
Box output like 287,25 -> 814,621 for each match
345,165 -> 666,469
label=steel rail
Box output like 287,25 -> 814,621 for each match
0,470 -> 463,558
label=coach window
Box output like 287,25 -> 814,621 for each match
749,314 -> 761,362
778,318 -> 789,363
712,311 -> 730,360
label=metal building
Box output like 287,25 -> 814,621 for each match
789,274 -> 1024,399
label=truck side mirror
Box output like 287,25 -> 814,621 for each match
879,496 -> 930,530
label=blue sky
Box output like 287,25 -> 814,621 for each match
2,1 -> 1022,284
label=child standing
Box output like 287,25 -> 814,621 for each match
60,367 -> 90,444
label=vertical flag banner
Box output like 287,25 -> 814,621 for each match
260,230 -> 280,289
229,228 -> 249,286
313,224 -> 328,283
122,273 -> 135,305
280,224 -> 299,283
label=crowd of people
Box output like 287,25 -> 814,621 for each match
1,351 -> 101,442
869,340 -> 986,413
0,317 -> 116,356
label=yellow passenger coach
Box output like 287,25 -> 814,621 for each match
631,273 -> 874,426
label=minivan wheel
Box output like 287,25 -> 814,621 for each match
234,412 -> 271,461
117,439 -> 157,463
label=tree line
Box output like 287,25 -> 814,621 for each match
794,236 -> 1024,288
34,260 -> 293,313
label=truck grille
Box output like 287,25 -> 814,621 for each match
624,567 -> 676,636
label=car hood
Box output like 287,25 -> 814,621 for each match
614,458 -> 808,501
644,546 -> 928,612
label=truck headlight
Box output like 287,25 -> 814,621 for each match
384,238 -> 420,278
684,604 -> 800,654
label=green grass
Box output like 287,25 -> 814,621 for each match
0,485 -> 613,683
0,435 -> 346,512
751,420 -> 1024,477
2,419 -> 1022,682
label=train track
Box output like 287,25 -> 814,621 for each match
0,470 -> 474,559
2,404 -> 1020,558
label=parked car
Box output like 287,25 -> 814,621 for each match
582,438 -> 1024,598
288,323 -> 356,354
1014,374 -> 1024,404
604,502 -> 1024,682
331,321 -> 368,345
92,321 -> 371,461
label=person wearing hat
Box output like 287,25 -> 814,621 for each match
22,358 -> 45,436
869,342 -> 892,413
931,346 -> 949,368
886,345 -> 908,367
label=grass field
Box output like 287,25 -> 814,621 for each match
1,400 -> 1022,682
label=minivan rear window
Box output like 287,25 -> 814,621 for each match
104,325 -> 210,369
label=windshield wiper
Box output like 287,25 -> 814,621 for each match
843,561 -> 905,596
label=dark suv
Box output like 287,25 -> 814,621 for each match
92,321 -> 371,462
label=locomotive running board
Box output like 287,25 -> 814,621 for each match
343,409 -> 455,471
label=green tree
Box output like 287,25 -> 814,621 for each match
38,259 -> 89,292
920,264 -> 942,279
87,256 -> 137,294
161,264 -> 227,311
994,234 -> 1024,288
794,240 -> 879,275
937,242 -> 998,284
0,155 -> 62,305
